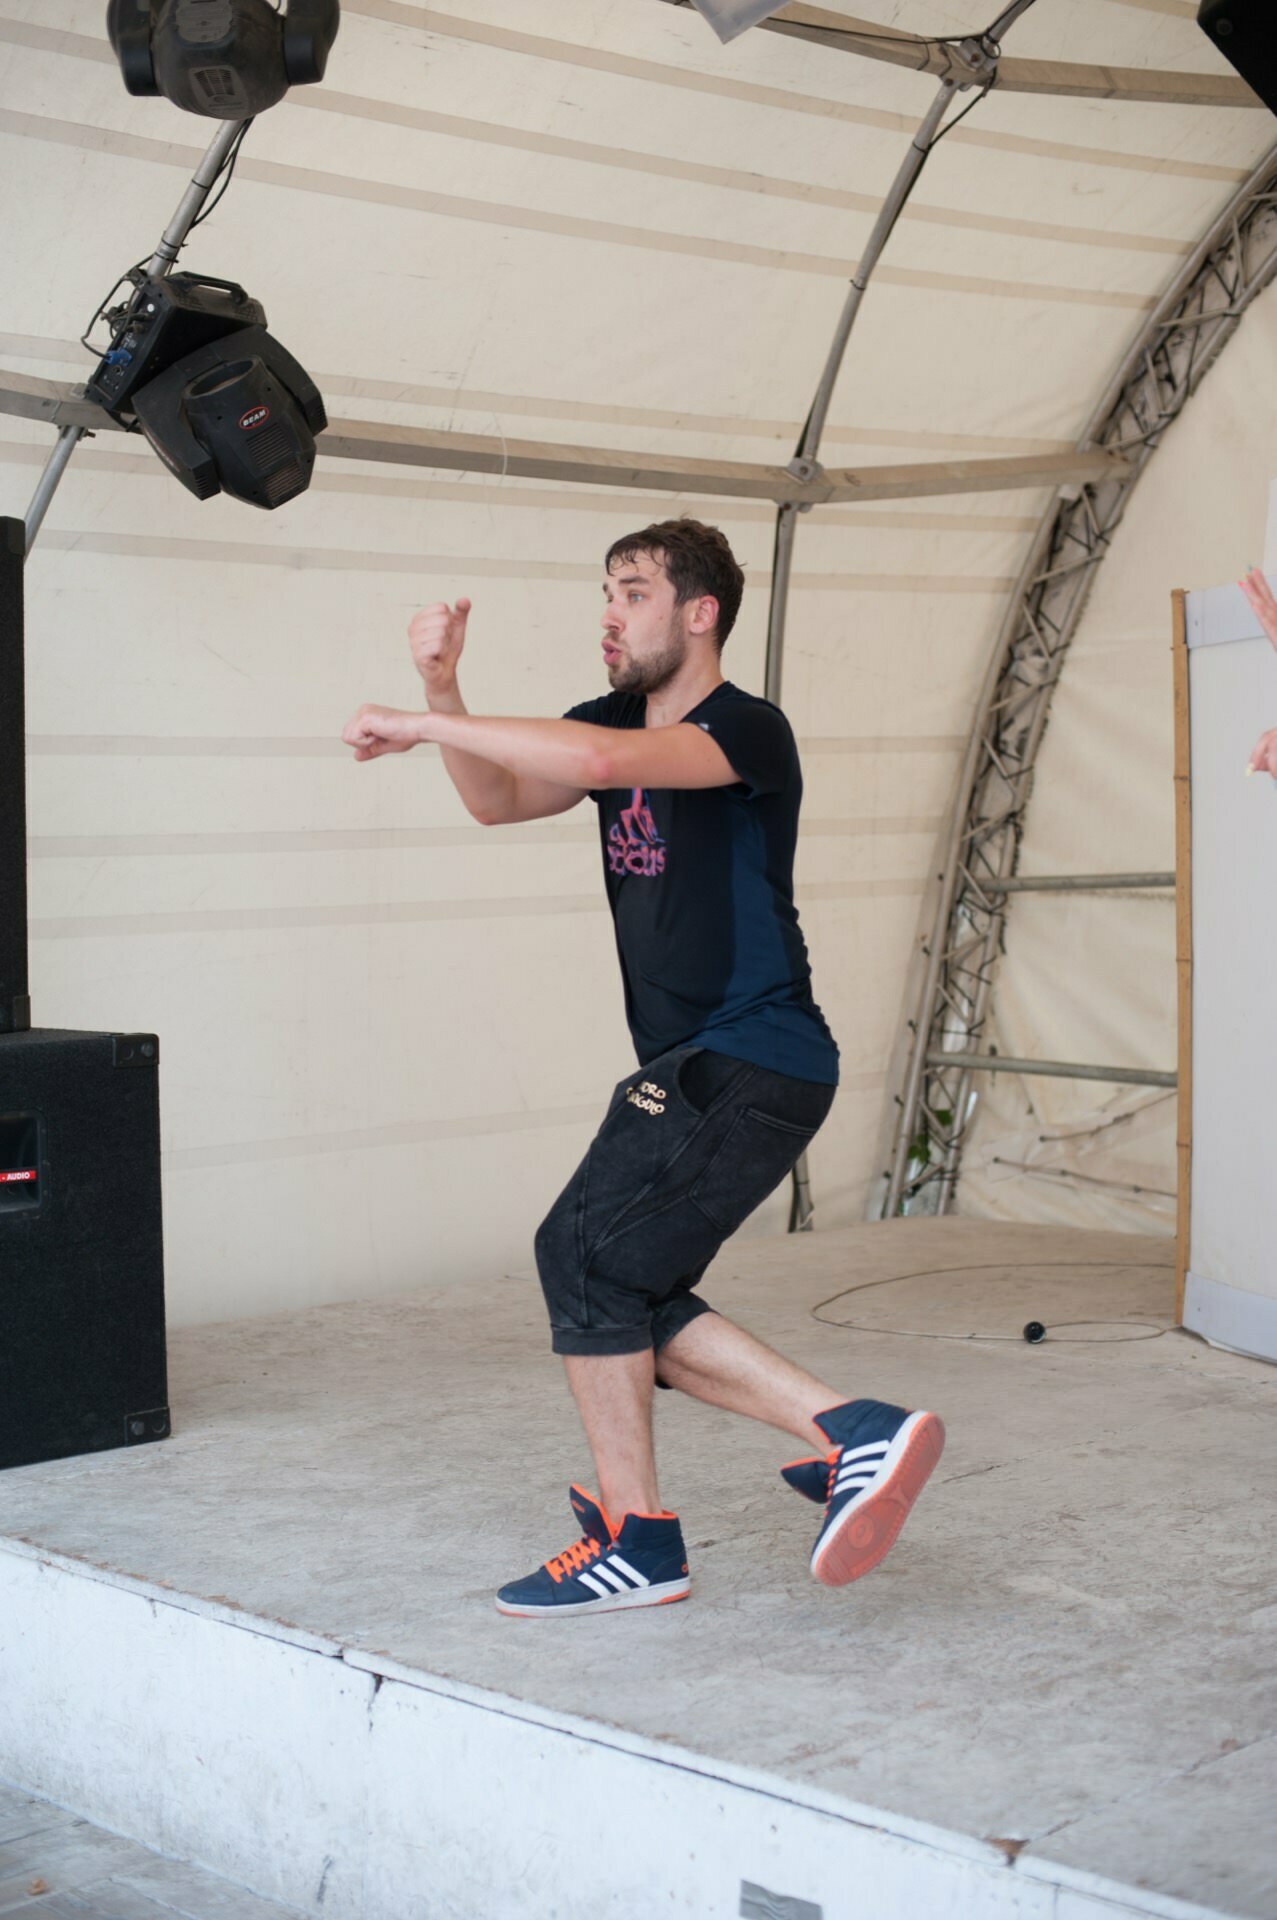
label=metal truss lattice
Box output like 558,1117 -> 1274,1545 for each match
882,146 -> 1277,1219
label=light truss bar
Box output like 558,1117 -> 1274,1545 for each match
0,374 -> 1130,507
984,872 -> 1175,893
925,1051 -> 1176,1089
881,138 -> 1277,1222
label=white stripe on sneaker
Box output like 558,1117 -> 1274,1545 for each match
591,1563 -> 630,1592
607,1553 -> 649,1588
577,1571 -> 612,1598
840,1441 -> 891,1463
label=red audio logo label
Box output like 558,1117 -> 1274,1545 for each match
0,1169 -> 36,1184
239,405 -> 270,431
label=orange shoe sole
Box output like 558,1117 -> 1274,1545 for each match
811,1411 -> 945,1588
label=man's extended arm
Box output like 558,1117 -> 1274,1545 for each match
348,597 -> 740,812
342,706 -> 740,794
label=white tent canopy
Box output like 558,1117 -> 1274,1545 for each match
2,0 -> 1274,1323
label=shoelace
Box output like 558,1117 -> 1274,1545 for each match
825,1447 -> 840,1503
545,1534 -> 604,1584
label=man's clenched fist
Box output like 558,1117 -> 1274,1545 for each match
409,597 -> 470,690
342,704 -> 424,761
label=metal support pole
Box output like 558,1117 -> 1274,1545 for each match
924,1050 -> 1176,1088
22,117 -> 249,556
985,873 -> 1175,893
764,504 -> 798,706
23,424 -> 86,555
763,75 -> 966,1231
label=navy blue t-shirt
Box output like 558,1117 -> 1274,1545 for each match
564,681 -> 839,1085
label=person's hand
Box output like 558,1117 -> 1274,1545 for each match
409,598 -> 470,693
342,704 -> 426,761
1248,727 -> 1277,779
1239,568 -> 1277,651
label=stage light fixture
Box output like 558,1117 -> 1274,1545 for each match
85,268 -> 326,510
667,0 -> 788,42
1197,2 -> 1277,118
133,328 -> 325,509
108,0 -> 340,119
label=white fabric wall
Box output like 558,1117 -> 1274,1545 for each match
1180,587 -> 1277,1361
1,1 -> 1270,1319
960,272 -> 1277,1233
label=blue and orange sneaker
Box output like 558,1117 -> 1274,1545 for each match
783,1398 -> 945,1587
495,1485 -> 691,1617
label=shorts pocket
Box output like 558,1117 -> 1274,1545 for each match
689,1106 -> 816,1236
671,1047 -> 752,1119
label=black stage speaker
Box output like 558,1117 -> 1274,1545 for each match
1198,2 -> 1277,117
0,1032 -> 170,1470
1,517 -> 170,1470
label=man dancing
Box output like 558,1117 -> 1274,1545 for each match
343,519 -> 944,1616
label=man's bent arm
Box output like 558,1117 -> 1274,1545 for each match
418,679 -> 549,821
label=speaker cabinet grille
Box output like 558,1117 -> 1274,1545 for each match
0,1028 -> 169,1470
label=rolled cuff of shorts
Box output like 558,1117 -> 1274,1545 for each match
652,1292 -> 717,1368
550,1322 -> 655,1358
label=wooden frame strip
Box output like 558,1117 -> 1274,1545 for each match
0,372 -> 1131,505
1172,587 -> 1192,1325
760,6 -> 1261,109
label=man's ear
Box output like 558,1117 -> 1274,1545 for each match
688,594 -> 720,638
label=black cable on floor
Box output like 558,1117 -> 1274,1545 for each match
811,1261 -> 1172,1344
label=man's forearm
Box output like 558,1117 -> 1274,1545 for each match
421,680 -> 520,820
416,710 -> 606,790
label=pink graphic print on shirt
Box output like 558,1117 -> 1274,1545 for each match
608,788 -> 666,878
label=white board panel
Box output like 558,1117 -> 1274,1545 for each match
1184,584 -> 1277,1361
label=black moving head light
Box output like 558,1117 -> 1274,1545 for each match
1197,2 -> 1277,117
108,0 -> 340,118
133,326 -> 326,509
86,269 -> 326,510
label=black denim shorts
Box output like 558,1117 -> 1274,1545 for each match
533,1044 -> 836,1359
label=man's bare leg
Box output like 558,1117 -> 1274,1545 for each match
563,1349 -> 662,1527
655,1312 -> 845,1451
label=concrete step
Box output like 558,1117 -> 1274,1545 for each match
0,1785 -> 306,1920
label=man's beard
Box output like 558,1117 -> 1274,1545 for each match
606,623 -> 688,696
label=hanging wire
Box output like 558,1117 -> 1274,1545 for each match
188,116 -> 256,233
79,114 -> 256,362
925,80 -> 996,150
79,256 -> 152,357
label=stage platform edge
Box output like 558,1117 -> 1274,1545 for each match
0,1531 -> 1235,1920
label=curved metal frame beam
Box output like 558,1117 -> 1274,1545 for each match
758,1 -> 1041,1231
880,140 -> 1277,1221
763,72 -> 970,1229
